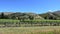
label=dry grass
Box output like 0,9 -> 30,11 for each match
0,26 -> 60,34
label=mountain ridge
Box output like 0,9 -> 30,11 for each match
0,10 -> 60,20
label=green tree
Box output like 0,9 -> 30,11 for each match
1,12 -> 4,19
29,16 -> 34,20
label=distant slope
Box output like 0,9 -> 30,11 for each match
0,11 -> 60,20
0,12 -> 13,15
39,11 -> 60,20
8,12 -> 44,20
52,10 -> 60,17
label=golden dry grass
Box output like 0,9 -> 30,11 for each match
0,26 -> 60,34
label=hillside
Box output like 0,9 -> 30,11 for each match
0,11 -> 60,20
0,12 -> 44,20
39,11 -> 60,20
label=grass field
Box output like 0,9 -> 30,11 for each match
0,26 -> 60,34
0,19 -> 20,22
0,19 -> 60,34
0,19 -> 60,22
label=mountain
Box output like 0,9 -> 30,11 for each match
39,11 -> 60,20
7,12 -> 44,20
0,10 -> 60,20
52,10 -> 60,17
0,12 -> 13,15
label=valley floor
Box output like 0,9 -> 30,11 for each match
0,26 -> 60,34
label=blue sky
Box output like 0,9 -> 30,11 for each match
0,0 -> 60,14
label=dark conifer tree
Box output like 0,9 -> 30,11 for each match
1,12 -> 4,19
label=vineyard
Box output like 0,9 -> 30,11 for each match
0,19 -> 60,23
0,19 -> 60,27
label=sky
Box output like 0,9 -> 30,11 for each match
0,0 -> 60,14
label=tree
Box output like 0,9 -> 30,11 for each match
0,12 -> 9,19
1,12 -> 4,19
49,16 -> 53,20
29,16 -> 34,20
11,16 -> 16,19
